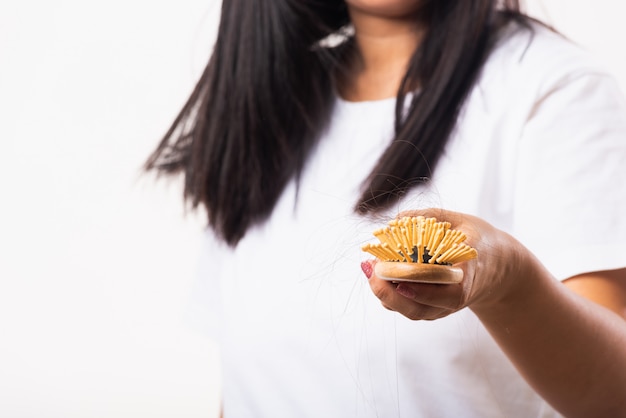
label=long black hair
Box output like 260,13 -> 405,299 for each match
145,0 -> 529,246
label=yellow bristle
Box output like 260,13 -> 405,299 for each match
396,227 -> 410,256
437,243 -> 470,264
427,223 -> 447,263
389,226 -> 401,245
416,218 -> 425,263
424,218 -> 436,251
435,243 -> 459,264
387,227 -> 401,247
381,243 -> 402,261
369,244 -> 386,260
362,216 -> 477,266
409,217 -> 417,249
429,229 -> 453,263
399,227 -> 413,255
446,248 -> 478,264
397,243 -> 412,262
453,231 -> 467,245
372,229 -> 391,247
432,221 -> 447,249
398,218 -> 411,251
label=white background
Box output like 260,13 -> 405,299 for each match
1,1 -> 624,417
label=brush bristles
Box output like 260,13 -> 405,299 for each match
361,216 -> 477,265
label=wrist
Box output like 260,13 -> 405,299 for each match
469,233 -> 544,317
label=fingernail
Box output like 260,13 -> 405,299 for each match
396,284 -> 416,299
361,261 -> 373,279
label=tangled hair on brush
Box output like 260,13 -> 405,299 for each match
145,0 -> 532,247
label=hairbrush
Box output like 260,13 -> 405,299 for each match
361,216 -> 477,283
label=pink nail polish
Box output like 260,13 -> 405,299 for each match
361,261 -> 373,279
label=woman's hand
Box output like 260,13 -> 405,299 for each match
363,208 -> 531,320
362,209 -> 626,416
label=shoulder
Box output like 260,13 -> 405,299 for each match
482,21 -> 615,100
492,20 -> 604,74
465,20 -> 626,133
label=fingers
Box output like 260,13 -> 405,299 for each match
368,274 -> 464,320
386,301 -> 452,321
396,282 -> 464,310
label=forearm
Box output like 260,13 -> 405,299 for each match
471,258 -> 626,417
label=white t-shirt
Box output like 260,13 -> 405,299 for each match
191,24 -> 626,417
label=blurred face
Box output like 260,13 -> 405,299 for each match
344,0 -> 424,19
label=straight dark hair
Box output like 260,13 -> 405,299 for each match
145,0 -> 529,246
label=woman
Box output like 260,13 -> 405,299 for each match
146,0 -> 626,416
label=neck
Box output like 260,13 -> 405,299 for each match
337,8 -> 426,102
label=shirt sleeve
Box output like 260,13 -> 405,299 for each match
512,70 -> 626,280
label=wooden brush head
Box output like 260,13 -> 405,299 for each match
374,262 -> 463,283
362,216 -> 477,283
